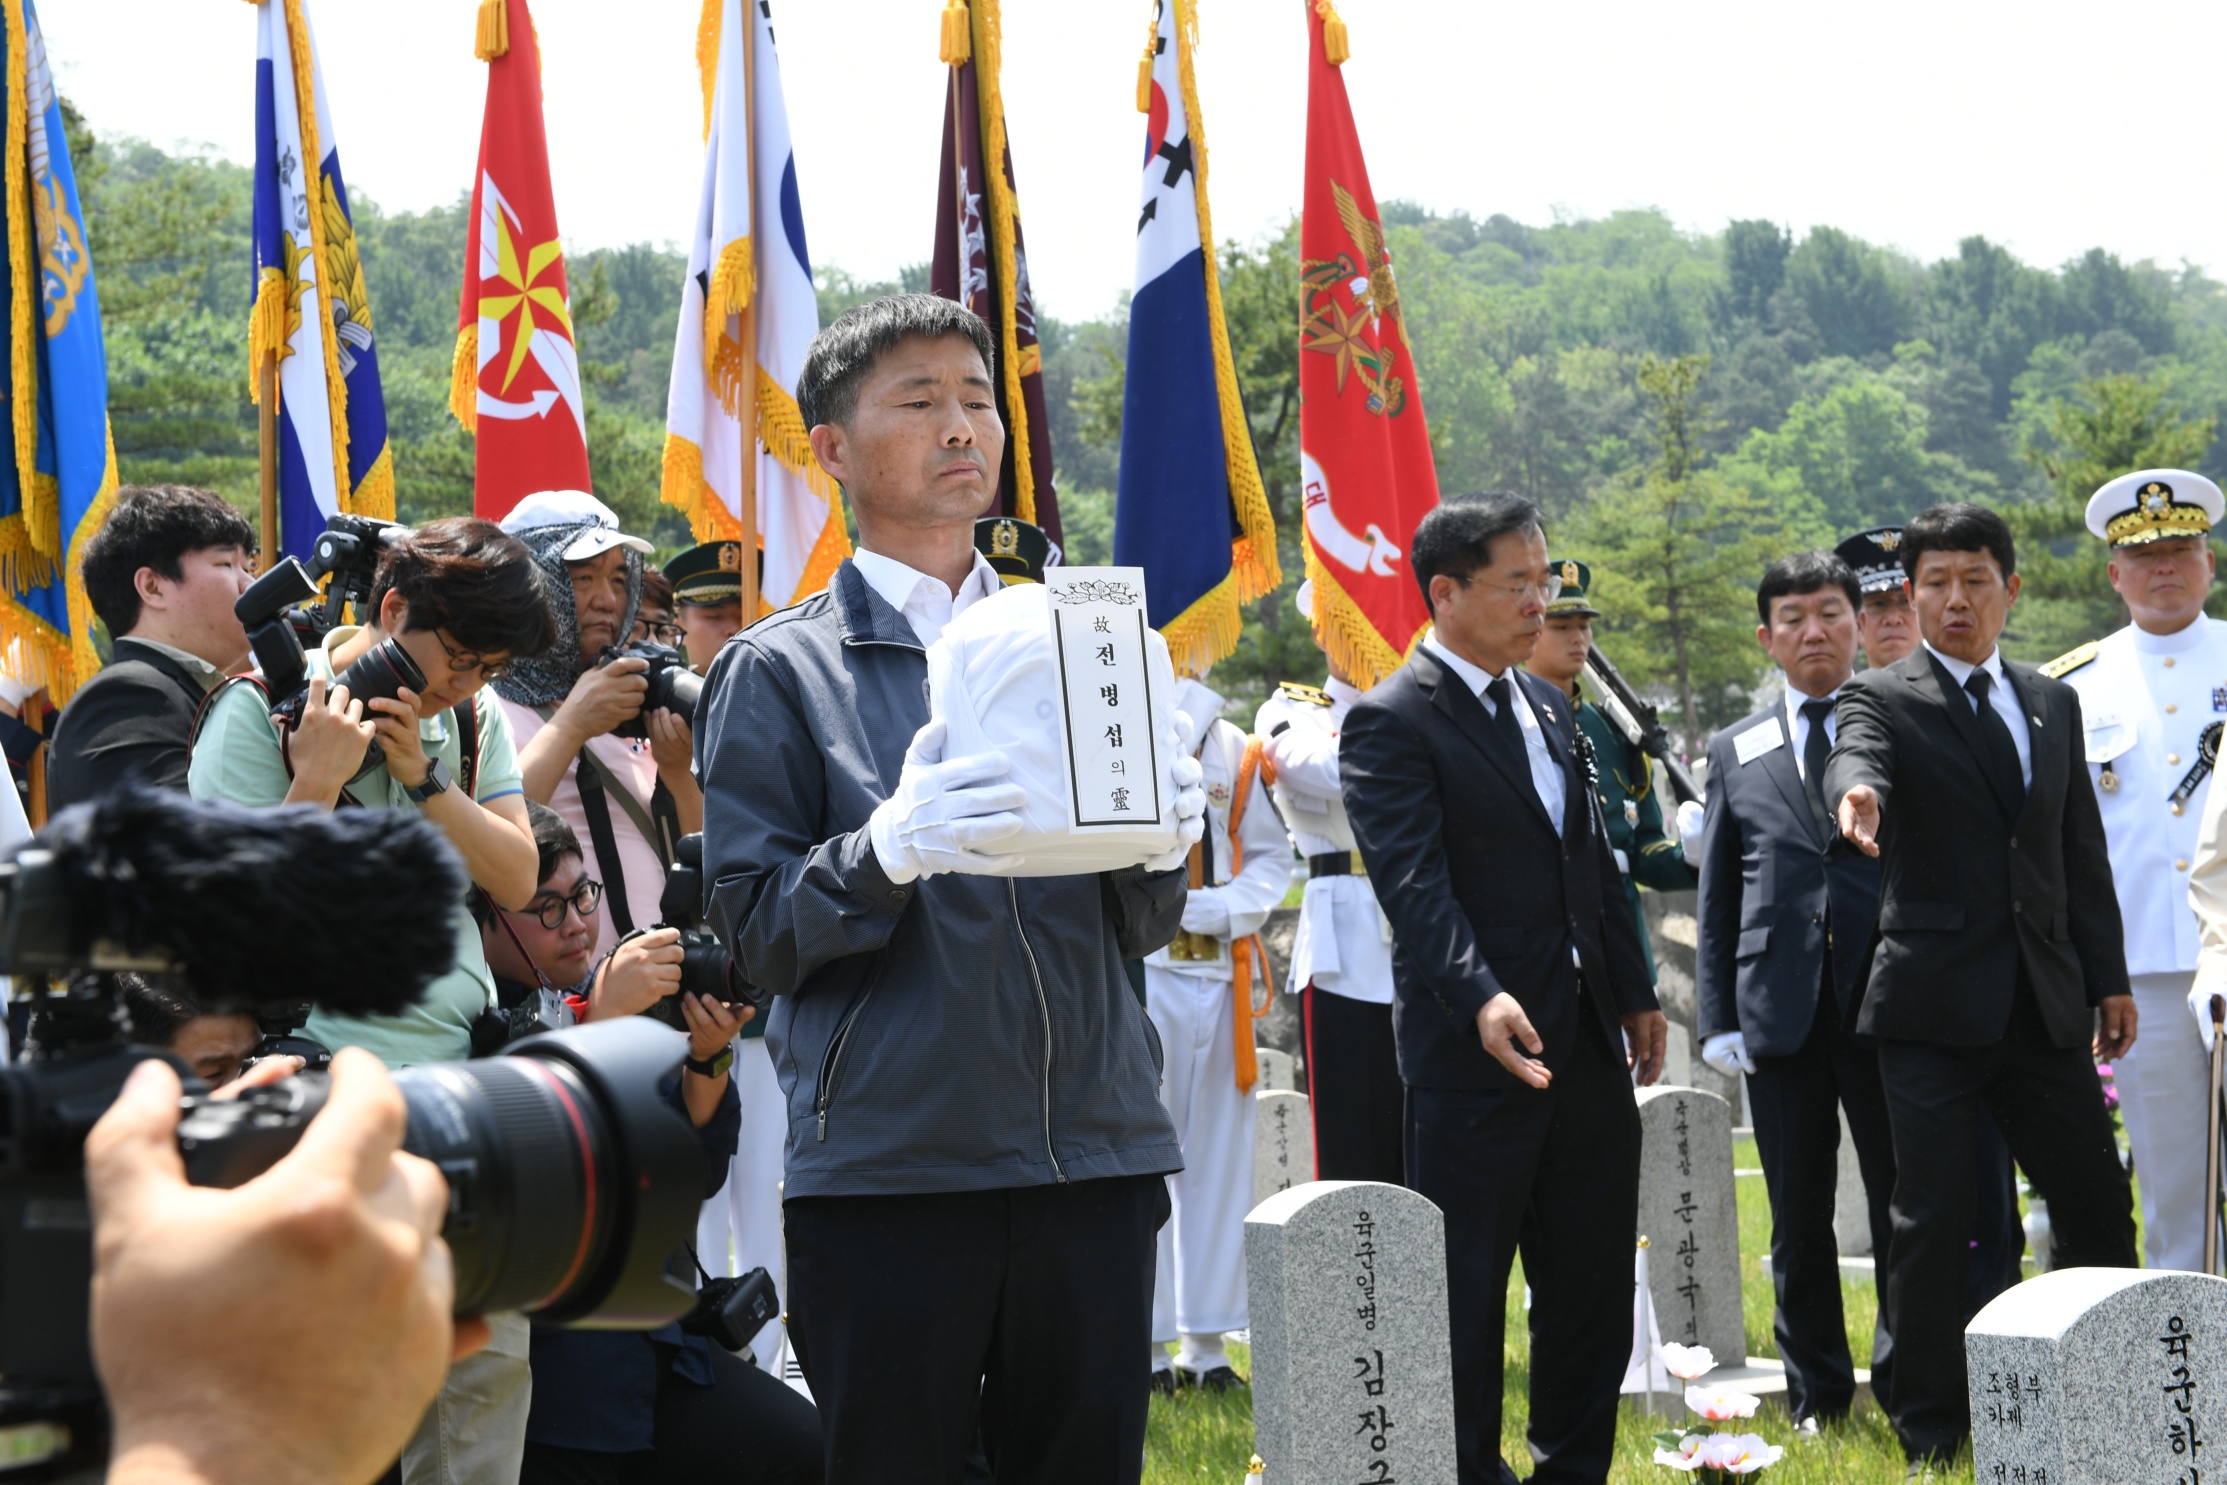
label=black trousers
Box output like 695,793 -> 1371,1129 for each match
1405,1013 -> 1640,1485
520,1343 -> 822,1485
1304,983 -> 1406,1185
1746,992 -> 1897,1421
783,1174 -> 1168,1485
1875,984 -> 2137,1462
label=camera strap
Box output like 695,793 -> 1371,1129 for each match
573,746 -> 641,934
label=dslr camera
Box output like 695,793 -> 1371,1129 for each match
0,788 -> 713,1474
599,641 -> 705,740
636,833 -> 766,1031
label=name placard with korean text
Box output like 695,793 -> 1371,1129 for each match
1048,567 -> 1165,828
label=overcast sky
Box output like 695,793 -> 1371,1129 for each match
52,0 -> 2227,323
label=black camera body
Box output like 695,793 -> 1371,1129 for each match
638,834 -> 766,1031
678,1266 -> 778,1353
0,789 -> 713,1471
601,642 -> 705,740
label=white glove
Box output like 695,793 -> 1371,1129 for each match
2190,983 -> 2227,1054
1142,712 -> 1208,873
1180,889 -> 1230,939
1700,1030 -> 1756,1077
1676,799 -> 1705,852
867,718 -> 1029,884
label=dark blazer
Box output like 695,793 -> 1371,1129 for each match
1694,701 -> 1881,1058
1820,647 -> 2127,1050
46,638 -> 213,814
1341,647 -> 1657,1091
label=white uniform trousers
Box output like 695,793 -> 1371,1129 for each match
2120,970 -> 2213,1272
694,1036 -> 790,1368
1146,963 -> 1257,1340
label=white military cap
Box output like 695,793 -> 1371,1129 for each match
2086,469 -> 2225,548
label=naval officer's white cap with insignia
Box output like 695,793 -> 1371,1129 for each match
2086,469 -> 2225,548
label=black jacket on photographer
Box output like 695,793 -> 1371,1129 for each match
694,558 -> 1185,1200
48,638 -> 223,813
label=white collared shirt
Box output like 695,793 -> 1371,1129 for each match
126,635 -> 228,694
1781,684 -> 1844,783
1423,628 -> 1567,834
850,548 -> 1003,649
1925,641 -> 2032,788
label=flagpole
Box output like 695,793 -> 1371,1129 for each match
733,0 -> 760,622
257,350 -> 279,562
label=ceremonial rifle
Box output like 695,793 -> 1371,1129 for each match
1580,645 -> 1702,807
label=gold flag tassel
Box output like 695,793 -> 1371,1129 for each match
1135,11 -> 1156,113
938,0 -> 970,65
475,0 -> 509,60
1314,0 -> 1349,64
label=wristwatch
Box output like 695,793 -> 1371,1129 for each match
405,757 -> 451,804
684,1046 -> 735,1079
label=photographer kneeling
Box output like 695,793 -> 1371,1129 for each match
188,515 -> 555,1485
494,492 -> 704,959
477,802 -> 823,1485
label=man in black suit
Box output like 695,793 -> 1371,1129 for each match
1695,549 -> 1893,1432
47,485 -> 255,812
1342,494 -> 1665,1485
1823,501 -> 2137,1471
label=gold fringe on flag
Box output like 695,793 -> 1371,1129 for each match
696,0 -> 721,140
660,433 -> 750,544
1314,0 -> 1349,65
281,0 -> 353,516
247,265 -> 290,399
475,0 -> 509,60
449,325 -> 479,432
3,0 -> 37,557
967,0 -> 1037,524
702,236 -> 754,377
0,426 -> 117,704
756,375 -> 841,504
1305,548 -> 1414,690
353,442 -> 396,521
938,0 -> 970,66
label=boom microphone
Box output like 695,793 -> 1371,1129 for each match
0,784 -> 462,1018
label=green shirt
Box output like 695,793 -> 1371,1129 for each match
187,628 -> 526,1066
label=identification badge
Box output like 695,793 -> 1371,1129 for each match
1733,722 -> 1785,766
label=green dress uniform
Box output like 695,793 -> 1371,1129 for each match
1544,558 -> 1697,980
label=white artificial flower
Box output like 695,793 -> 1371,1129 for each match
1651,1433 -> 1709,1472
1656,1342 -> 1717,1381
1683,1383 -> 1762,1421
1697,1433 -> 1785,1474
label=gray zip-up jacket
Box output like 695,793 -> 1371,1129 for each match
695,559 -> 1186,1198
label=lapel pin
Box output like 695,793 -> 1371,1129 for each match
2031,716 -> 2042,727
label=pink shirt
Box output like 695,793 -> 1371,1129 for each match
500,697 -> 670,958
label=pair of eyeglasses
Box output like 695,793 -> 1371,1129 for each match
433,629 -> 512,683
518,877 -> 603,930
1457,572 -> 1566,604
635,619 -> 681,644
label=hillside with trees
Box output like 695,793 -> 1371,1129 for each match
77,103 -> 2227,747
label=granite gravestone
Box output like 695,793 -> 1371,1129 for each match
1967,1267 -> 2227,1485
1832,1106 -> 1871,1257
1255,1046 -> 1298,1094
1252,1090 -> 1313,1209
1247,1181 -> 1456,1481
1635,1086 -> 1744,1366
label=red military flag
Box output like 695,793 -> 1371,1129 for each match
932,0 -> 1060,546
1298,0 -> 1439,688
450,0 -> 590,521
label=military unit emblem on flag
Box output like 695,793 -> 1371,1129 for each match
450,0 -> 590,523
0,0 -> 116,700
661,0 -> 847,618
933,0 -> 1060,545
250,0 -> 392,563
1110,0 -> 1276,677
1297,0 -> 1439,689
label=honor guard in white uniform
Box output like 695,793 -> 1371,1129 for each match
1146,674 -> 1290,1392
2058,467 -> 2227,1273
1255,580 -> 1404,1187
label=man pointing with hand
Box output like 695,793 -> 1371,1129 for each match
1823,502 -> 2136,1472
1341,493 -> 1664,1485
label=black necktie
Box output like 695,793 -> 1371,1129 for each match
1800,697 -> 1834,836
1483,677 -> 1541,808
1964,670 -> 2026,811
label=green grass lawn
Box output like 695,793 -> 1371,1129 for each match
1142,1134 -> 2061,1483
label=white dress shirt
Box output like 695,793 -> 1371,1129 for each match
1782,684 -> 1843,783
1924,641 -> 2032,788
1423,628 -> 1567,834
850,548 -> 1002,649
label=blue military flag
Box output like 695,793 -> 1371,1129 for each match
251,0 -> 391,562
1111,0 -> 1276,676
0,0 -> 115,701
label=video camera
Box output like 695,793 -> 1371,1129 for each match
599,641 -> 705,740
637,833 -> 765,1031
232,513 -> 422,781
0,787 -> 710,1473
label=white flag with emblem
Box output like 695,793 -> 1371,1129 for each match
661,0 -> 846,613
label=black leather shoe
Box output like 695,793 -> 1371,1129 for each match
1148,1368 -> 1176,1397
1178,1364 -> 1247,1393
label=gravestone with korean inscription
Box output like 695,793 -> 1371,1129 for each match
1634,1086 -> 1744,1365
1246,1181 -> 1456,1482
1254,1045 -> 1298,1094
1252,1090 -> 1312,1209
1966,1267 -> 2227,1485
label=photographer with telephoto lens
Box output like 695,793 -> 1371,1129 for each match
495,493 -> 705,973
187,516 -> 555,1485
